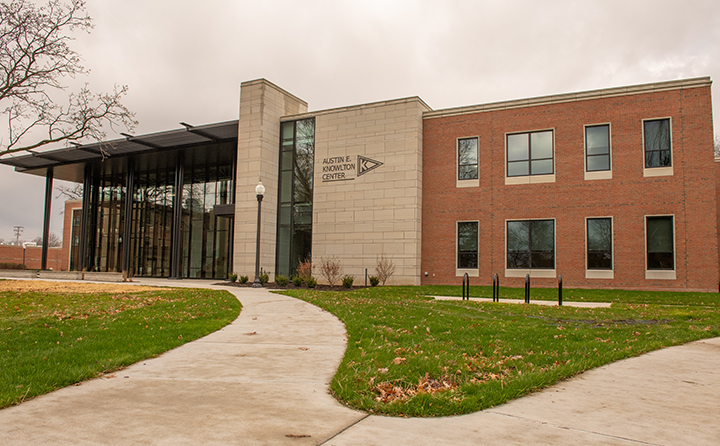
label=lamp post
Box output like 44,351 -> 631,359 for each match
252,180 -> 265,288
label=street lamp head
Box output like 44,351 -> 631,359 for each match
255,180 -> 265,197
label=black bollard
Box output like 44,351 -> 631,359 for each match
524,274 -> 530,304
558,274 -> 563,306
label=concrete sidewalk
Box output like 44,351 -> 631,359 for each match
1,279 -> 719,445
0,280 -> 366,445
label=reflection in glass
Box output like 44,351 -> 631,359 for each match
587,218 -> 612,269
457,221 -> 479,268
647,216 -> 674,269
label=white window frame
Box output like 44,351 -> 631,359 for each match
457,136 -> 480,188
505,129 -> 556,185
642,117 -> 673,177
584,123 -> 613,181
644,214 -> 676,280
504,218 -> 557,278
585,216 -> 614,279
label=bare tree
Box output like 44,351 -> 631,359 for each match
0,0 -> 136,157
55,183 -> 82,199
32,232 -> 61,247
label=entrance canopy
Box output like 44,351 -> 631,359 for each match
0,120 -> 239,182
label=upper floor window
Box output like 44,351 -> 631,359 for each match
507,219 -> 555,269
457,221 -> 479,269
458,137 -> 479,180
586,125 -> 611,172
644,119 -> 671,168
507,130 -> 554,177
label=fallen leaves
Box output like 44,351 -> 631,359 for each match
374,373 -> 456,403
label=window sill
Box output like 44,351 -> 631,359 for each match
505,269 -> 556,278
645,270 -> 676,280
643,166 -> 673,177
456,268 -> 479,277
584,170 -> 612,181
456,178 -> 479,188
505,174 -> 555,185
586,270 -> 614,279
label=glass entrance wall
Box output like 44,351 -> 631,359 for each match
131,165 -> 174,277
276,118 -> 315,277
180,159 -> 234,279
86,169 -> 126,272
78,140 -> 236,279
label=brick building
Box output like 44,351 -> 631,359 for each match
2,77 -> 716,291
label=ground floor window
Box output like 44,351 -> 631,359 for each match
587,217 -> 612,269
646,216 -> 674,270
507,219 -> 555,269
457,221 -> 479,269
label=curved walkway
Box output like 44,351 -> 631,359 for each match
1,279 -> 719,445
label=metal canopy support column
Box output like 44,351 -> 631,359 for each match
78,164 -> 92,271
40,167 -> 53,270
169,153 -> 184,279
121,160 -> 135,278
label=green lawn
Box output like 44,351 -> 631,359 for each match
0,284 -> 241,408
280,286 -> 720,417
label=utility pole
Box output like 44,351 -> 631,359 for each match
13,226 -> 23,246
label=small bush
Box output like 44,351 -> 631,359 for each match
292,275 -> 303,287
0,262 -> 26,270
228,272 -> 238,282
259,273 -> 269,285
375,253 -> 396,286
320,256 -> 342,287
296,257 -> 313,282
275,274 -> 289,287
306,277 -> 317,288
369,276 -> 380,287
342,275 -> 354,288
239,275 -> 249,284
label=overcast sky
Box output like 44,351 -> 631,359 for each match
1,0 -> 719,242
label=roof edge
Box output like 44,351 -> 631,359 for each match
423,76 -> 712,119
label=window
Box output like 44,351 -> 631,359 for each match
585,125 -> 610,172
507,130 -> 553,177
646,216 -> 674,270
457,221 -> 479,269
644,119 -> 671,168
507,220 -> 554,269
458,138 -> 478,180
587,218 -> 612,269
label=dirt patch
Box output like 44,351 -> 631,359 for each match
0,280 -> 162,294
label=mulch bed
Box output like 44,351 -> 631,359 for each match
215,281 -> 370,292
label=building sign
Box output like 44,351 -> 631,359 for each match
321,155 -> 383,182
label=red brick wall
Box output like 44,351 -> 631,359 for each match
0,245 -> 65,270
422,86 -> 718,291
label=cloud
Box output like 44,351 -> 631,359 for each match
1,0 -> 719,243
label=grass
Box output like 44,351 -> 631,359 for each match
0,285 -> 241,408
280,286 -> 720,417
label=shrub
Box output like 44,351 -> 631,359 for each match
292,275 -> 303,287
228,272 -> 238,283
275,274 -> 289,287
0,262 -> 26,270
259,273 -> 269,285
319,256 -> 342,287
296,257 -> 313,282
239,275 -> 249,284
306,277 -> 317,288
369,276 -> 380,287
375,253 -> 396,286
342,275 -> 354,289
